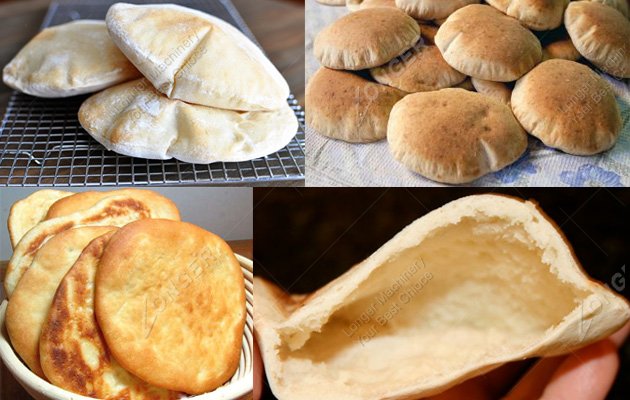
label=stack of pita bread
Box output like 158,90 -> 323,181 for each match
309,0 -> 627,184
2,3 -> 298,164
3,189 -> 247,398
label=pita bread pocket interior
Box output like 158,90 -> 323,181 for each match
255,194 -> 630,400
106,3 -> 289,111
39,230 -> 178,399
435,4 -> 542,81
5,226 -> 116,377
4,192 -> 180,298
2,20 -> 141,98
485,0 -> 569,30
395,0 -> 480,20
7,190 -> 71,248
314,8 -> 420,70
371,43 -> 467,92
79,78 -> 297,163
95,219 -> 246,394
306,67 -> 406,143
387,88 -> 527,183
511,59 -> 621,155
565,1 -> 630,78
471,78 -> 513,106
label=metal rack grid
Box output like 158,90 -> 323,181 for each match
0,0 -> 305,186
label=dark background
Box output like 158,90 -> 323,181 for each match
254,188 -> 629,400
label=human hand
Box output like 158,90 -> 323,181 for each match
253,322 -> 630,400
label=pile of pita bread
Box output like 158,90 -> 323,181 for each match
3,189 -> 247,398
309,0 -> 628,184
3,3 -> 298,164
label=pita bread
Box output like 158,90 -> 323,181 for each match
79,79 -> 297,163
471,78 -> 513,106
95,219 -> 246,394
306,68 -> 406,143
435,4 -> 542,81
388,88 -> 527,183
587,0 -> 629,17
39,231 -> 179,399
255,194 -> 630,400
106,3 -> 289,111
44,189 -> 180,221
540,28 -> 581,61
565,1 -> 630,78
511,59 -> 621,155
358,0 -> 397,9
7,190 -> 71,248
4,192 -> 180,298
2,20 -> 141,98
314,8 -> 420,70
396,0 -> 480,19
346,0 -> 363,10
485,0 -> 569,30
6,226 -> 116,377
371,43 -> 467,92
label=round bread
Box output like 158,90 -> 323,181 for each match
371,44 -> 466,92
359,0 -> 397,9
346,0 -> 363,10
471,78 -> 513,106
565,1 -> 630,78
39,231 -> 178,399
485,0 -> 569,30
417,22 -> 439,44
314,8 -> 420,70
396,0 -> 480,20
306,67 -> 406,142
388,88 -> 527,183
540,28 -> 580,61
511,59 -> 621,155
95,219 -> 246,395
5,226 -> 116,377
587,0 -> 629,18
435,4 -> 542,81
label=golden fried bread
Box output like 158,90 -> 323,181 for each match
95,219 -> 246,394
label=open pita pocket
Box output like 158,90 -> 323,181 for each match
79,79 -> 297,163
7,190 -> 71,248
3,20 -> 141,98
255,194 -> 630,400
4,192 -> 180,298
106,3 -> 289,111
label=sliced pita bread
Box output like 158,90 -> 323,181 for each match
106,3 -> 289,111
256,194 -> 630,400
4,192 -> 180,298
8,190 -> 71,248
79,79 -> 297,163
2,20 -> 141,98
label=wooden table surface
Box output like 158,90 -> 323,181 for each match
0,239 -> 253,400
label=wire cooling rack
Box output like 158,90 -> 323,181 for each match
0,0 -> 305,186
